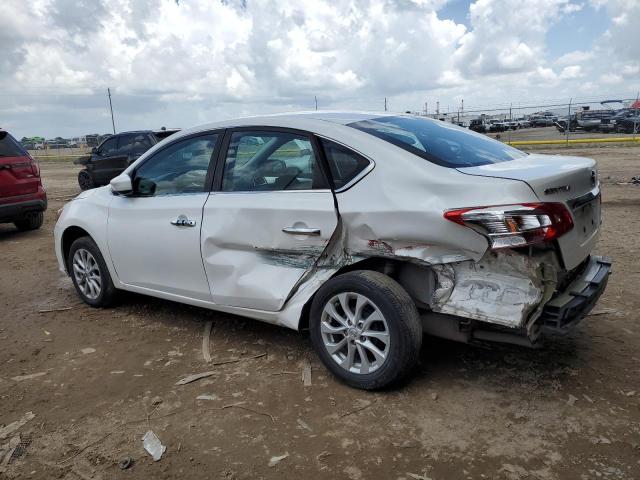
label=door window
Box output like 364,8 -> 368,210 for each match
319,139 -> 371,190
222,131 -> 327,192
98,137 -> 118,155
132,134 -> 218,196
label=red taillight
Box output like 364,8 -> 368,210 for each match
444,202 -> 574,250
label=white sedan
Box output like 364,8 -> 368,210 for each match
55,112 -> 610,389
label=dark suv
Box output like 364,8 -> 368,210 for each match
75,129 -> 179,190
0,129 -> 47,231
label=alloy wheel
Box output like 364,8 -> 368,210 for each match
320,292 -> 390,374
72,248 -> 102,300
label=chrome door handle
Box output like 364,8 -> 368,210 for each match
170,215 -> 196,227
282,226 -> 321,236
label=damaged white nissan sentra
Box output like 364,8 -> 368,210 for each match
54,112 -> 611,389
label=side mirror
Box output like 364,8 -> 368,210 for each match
91,147 -> 98,154
110,173 -> 133,195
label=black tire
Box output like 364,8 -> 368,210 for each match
309,270 -> 422,390
78,170 -> 95,190
67,236 -> 118,307
14,211 -> 44,231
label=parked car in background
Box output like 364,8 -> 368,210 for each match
488,119 -> 506,132
616,115 -> 640,133
504,120 -> 518,130
75,128 -> 179,190
516,118 -> 531,129
55,112 -> 610,390
0,129 -> 47,231
530,115 -> 555,127
469,119 -> 489,133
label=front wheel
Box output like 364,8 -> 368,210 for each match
309,270 -> 422,390
67,236 -> 118,307
78,170 -> 95,190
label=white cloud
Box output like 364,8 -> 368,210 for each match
559,65 -> 583,79
555,50 -> 594,65
1,0 -> 639,138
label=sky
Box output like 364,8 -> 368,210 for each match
1,0 -> 639,139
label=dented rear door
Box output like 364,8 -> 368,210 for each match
201,128 -> 338,312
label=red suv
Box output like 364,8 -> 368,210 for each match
0,129 -> 47,231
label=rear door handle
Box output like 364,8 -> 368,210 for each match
171,215 -> 196,227
282,226 -> 321,236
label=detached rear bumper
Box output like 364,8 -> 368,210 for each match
540,255 -> 612,335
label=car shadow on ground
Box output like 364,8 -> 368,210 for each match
112,289 -> 586,394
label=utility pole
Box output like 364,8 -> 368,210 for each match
436,101 -> 439,117
461,99 -> 464,123
424,101 -> 428,116
107,88 -> 116,134
384,97 -> 387,111
634,91 -> 639,141
566,98 -> 572,146
314,95 -> 318,111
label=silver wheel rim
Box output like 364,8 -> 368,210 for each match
72,248 -> 102,300
320,292 -> 390,374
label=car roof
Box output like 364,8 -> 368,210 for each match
181,111 -> 398,136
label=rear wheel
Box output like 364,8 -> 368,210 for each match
78,170 -> 95,190
309,270 -> 422,390
14,211 -> 43,231
67,236 -> 117,307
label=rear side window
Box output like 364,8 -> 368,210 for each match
222,131 -> 328,192
348,116 -> 526,168
319,139 -> 370,190
0,132 -> 28,157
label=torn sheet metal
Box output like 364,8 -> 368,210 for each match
430,251 -> 558,328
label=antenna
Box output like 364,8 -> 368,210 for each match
107,88 -> 116,134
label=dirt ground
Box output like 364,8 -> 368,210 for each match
1,145 -> 639,480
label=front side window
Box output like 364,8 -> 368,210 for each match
133,134 -> 218,196
349,116 -> 527,168
98,137 -> 118,155
222,131 -> 327,192
319,139 -> 370,190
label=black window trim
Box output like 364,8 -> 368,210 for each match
211,126 -> 333,194
123,129 -> 225,198
314,134 -> 375,193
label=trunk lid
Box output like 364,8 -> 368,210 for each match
457,154 -> 600,270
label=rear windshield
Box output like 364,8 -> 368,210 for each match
348,116 -> 526,168
0,132 -> 28,157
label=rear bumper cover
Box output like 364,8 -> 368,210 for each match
0,193 -> 47,222
540,255 -> 612,335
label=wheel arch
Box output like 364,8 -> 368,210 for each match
61,225 -> 92,273
297,256 -> 434,332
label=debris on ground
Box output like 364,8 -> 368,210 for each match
0,412 -> 35,439
11,372 -> 47,382
196,394 -> 219,401
175,371 -> 216,386
142,431 -> 166,461
38,306 -> 73,313
0,435 -> 21,466
151,396 -> 163,406
202,320 -> 213,363
81,347 -> 96,354
431,393 -> 438,401
118,456 -> 133,470
407,473 -> 432,480
302,359 -> 312,387
631,176 -> 640,185
175,353 -> 267,385
222,402 -> 275,422
268,452 -> 289,467
567,394 -> 579,406
296,418 -> 313,432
